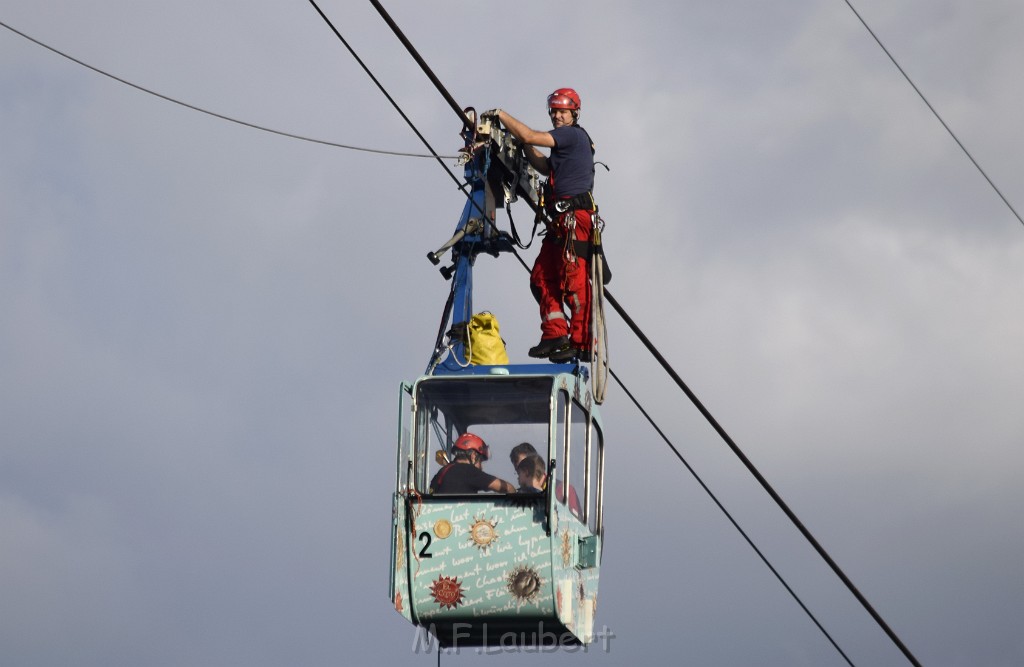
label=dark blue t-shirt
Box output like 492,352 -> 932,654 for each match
548,125 -> 595,198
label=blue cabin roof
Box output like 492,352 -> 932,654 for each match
430,362 -> 590,381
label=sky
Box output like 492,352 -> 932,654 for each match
2,1 -> 1023,665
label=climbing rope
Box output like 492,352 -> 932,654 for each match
589,219 -> 609,404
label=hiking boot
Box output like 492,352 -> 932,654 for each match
528,336 -> 570,358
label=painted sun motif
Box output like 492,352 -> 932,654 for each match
506,565 -> 543,605
429,575 -> 466,610
434,519 -> 452,539
468,515 -> 499,551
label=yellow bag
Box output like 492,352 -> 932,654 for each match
467,312 -> 509,365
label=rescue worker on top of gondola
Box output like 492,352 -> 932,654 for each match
484,88 -> 597,363
430,432 -> 516,494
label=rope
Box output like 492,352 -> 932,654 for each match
368,0 -> 471,132
306,0 -> 462,185
0,20 -> 458,159
603,288 -> 922,666
589,222 -> 609,404
609,367 -> 856,666
842,0 -> 1023,230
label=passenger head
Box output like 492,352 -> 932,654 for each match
516,453 -> 547,491
510,442 -> 538,468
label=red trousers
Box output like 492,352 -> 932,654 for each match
530,209 -> 593,349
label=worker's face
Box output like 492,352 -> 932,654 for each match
512,453 -> 527,474
517,467 -> 532,489
549,108 -> 573,129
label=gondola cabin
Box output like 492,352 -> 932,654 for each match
388,108 -> 607,648
389,364 -> 605,648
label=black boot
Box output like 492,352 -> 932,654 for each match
528,336 -> 570,358
549,347 -> 592,363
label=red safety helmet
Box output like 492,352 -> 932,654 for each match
453,432 -> 490,461
547,87 -> 581,112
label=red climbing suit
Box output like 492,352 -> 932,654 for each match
529,87 -> 596,353
530,207 -> 593,351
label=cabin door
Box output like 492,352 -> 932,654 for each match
389,382 -> 413,620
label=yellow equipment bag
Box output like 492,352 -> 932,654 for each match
467,312 -> 509,365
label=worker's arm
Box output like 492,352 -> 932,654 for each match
521,144 -> 551,175
495,110 -> 553,175
487,477 -> 517,493
496,110 -> 554,147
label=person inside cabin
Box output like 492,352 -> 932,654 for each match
509,442 -> 540,472
429,432 -> 516,494
483,88 -> 597,363
509,442 -> 582,517
516,453 -> 548,493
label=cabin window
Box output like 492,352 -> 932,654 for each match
588,418 -> 604,533
396,382 -> 413,493
555,390 -> 567,504
414,377 -> 554,494
567,399 -> 587,520
556,393 -> 586,521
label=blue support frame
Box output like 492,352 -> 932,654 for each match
431,139 -> 516,373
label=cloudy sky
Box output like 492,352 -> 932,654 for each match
2,1 -> 1022,665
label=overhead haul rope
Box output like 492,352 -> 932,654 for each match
305,1 -> 467,188
309,0 -> 506,273
609,366 -> 855,666
0,20 -> 459,160
842,0 -> 1023,229
604,291 -> 922,667
367,0 -> 472,133
361,2 -> 919,663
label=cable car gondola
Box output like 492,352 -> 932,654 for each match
388,112 -> 606,649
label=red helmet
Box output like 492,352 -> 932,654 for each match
453,432 -> 490,460
547,87 -> 581,112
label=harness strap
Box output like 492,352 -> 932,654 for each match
506,201 -> 541,249
570,239 -> 612,285
548,191 -> 598,215
431,463 -> 456,492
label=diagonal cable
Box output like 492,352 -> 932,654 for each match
609,367 -> 856,666
306,0 -> 469,191
0,19 -> 456,159
843,0 -> 1023,229
603,290 -> 922,667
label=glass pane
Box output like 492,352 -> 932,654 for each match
396,382 -> 412,493
588,420 -> 603,533
414,377 -> 554,494
556,391 -> 567,504
565,400 -> 587,521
